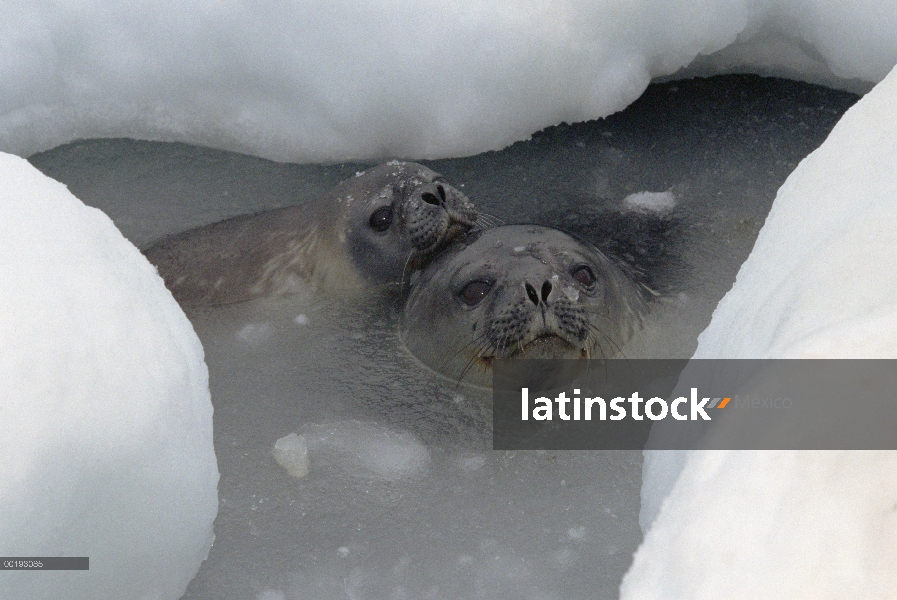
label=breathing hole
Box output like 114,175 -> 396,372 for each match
421,192 -> 440,206
541,281 -> 552,302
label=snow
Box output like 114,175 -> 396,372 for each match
628,452 -> 897,599
693,70 -> 897,361
1,1 -> 896,163
630,64 -> 897,599
0,154 -> 218,600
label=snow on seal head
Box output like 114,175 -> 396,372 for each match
0,153 -> 218,600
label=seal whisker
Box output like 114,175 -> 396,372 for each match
474,212 -> 504,230
435,329 -> 489,374
454,335 -> 495,387
586,321 -> 628,360
399,249 -> 416,288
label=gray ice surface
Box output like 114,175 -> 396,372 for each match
28,75 -> 858,600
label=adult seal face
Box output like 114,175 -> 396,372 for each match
143,161 -> 477,307
401,225 -> 649,387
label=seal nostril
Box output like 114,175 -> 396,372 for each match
437,184 -> 446,202
421,192 -> 440,206
525,282 -> 540,306
541,281 -> 552,303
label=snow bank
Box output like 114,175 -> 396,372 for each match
0,153 -> 218,600
628,64 -> 897,599
2,1 -> 896,163
628,452 -> 897,599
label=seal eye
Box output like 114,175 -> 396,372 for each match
369,206 -> 393,232
460,280 -> 493,306
572,265 -> 597,288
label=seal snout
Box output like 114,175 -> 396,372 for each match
402,180 -> 478,254
523,280 -> 553,306
419,183 -> 446,206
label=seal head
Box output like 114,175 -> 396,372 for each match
144,161 -> 477,307
343,162 -> 478,284
401,225 -> 649,387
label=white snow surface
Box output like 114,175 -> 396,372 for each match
630,65 -> 897,598
2,0 -> 896,163
692,71 -> 897,361
0,153 -> 218,600
628,452 -> 897,599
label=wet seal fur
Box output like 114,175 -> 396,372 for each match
401,225 -> 650,387
144,161 -> 477,307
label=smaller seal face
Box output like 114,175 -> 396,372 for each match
344,162 -> 477,285
143,162 -> 477,307
401,225 -> 649,387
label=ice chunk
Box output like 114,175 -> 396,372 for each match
623,190 -> 676,213
302,421 -> 430,482
272,433 -> 310,478
237,322 -> 273,344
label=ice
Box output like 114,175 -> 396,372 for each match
631,65 -> 897,598
22,75 -> 861,599
300,421 -> 430,482
626,452 -> 897,598
623,191 -> 677,213
695,65 -> 897,360
0,154 -> 217,600
2,1 -> 896,162
272,433 -> 310,479
236,322 -> 274,345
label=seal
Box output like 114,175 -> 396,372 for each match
143,161 -> 478,307
401,225 -> 650,387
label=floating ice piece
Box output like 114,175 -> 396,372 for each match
301,421 -> 430,482
623,190 -> 676,213
272,433 -> 310,478
237,322 -> 273,344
